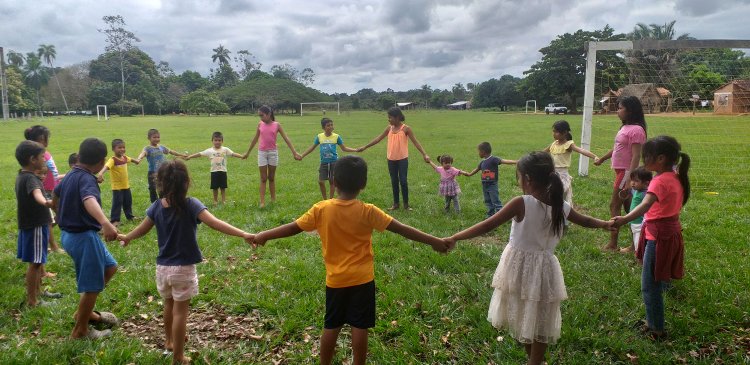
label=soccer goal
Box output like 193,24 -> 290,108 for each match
579,39 -> 750,191
300,102 -> 340,116
525,100 -> 537,114
96,105 -> 109,121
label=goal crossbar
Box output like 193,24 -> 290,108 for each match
300,102 -> 340,116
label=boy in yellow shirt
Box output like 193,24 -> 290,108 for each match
251,155 -> 448,365
97,139 -> 140,226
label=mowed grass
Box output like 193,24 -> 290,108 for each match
0,111 -> 748,364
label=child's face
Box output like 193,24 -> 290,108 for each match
617,103 -> 628,121
478,148 -> 489,158
441,160 -> 452,169
113,144 -> 126,157
630,177 -> 648,191
212,137 -> 223,148
387,115 -> 399,125
149,133 -> 160,146
323,122 -> 334,135
259,112 -> 271,123
31,152 -> 47,173
552,129 -> 565,141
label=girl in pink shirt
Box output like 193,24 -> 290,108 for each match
427,154 -> 469,213
243,105 -> 301,207
594,96 -> 647,251
24,125 -> 64,254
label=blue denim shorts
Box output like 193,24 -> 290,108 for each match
62,230 -> 117,293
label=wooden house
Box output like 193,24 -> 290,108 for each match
713,80 -> 750,115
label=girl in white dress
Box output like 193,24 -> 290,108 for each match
446,152 -> 612,365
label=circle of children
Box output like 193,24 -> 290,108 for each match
15,96 -> 690,365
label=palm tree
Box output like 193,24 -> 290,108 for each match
23,53 -> 49,113
38,44 -> 69,111
627,20 -> 692,85
7,50 -> 25,68
211,45 -> 231,66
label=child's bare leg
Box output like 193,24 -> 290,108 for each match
171,300 -> 190,363
71,292 -> 99,338
26,263 -> 42,306
259,166 -> 268,207
527,341 -> 547,365
329,180 -> 335,199
212,189 -> 219,205
104,265 -> 117,285
220,188 -> 226,204
603,188 -> 622,250
267,165 -> 277,202
318,181 -> 327,200
351,327 -> 368,365
164,298 -> 175,350
320,326 -> 342,365
48,223 -> 60,251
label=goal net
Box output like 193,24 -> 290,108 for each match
580,40 -> 750,191
300,102 -> 340,116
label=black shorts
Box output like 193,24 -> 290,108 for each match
325,280 -> 375,329
318,162 -> 335,181
210,171 -> 228,189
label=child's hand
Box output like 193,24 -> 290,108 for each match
294,154 -> 303,161
243,232 -> 256,248
241,153 -> 249,160
610,216 -> 626,229
430,239 -> 449,253
423,154 -> 431,163
96,175 -> 104,184
253,232 -> 268,247
102,223 -> 118,242
593,157 -> 603,166
356,147 -> 365,153
443,237 -> 457,251
117,234 -> 130,247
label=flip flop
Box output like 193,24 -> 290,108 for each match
90,311 -> 119,327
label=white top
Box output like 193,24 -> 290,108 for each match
508,195 -> 571,252
200,146 -> 235,172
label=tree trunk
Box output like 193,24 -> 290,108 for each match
51,68 -> 69,111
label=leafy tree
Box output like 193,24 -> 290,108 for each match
220,77 -> 331,113
452,83 -> 467,100
41,62 -> 92,110
180,89 -> 229,114
627,20 -> 692,86
234,50 -> 262,80
680,64 -> 726,100
98,15 -> 141,100
23,53 -> 48,111
521,25 -> 626,112
473,75 -> 524,108
212,45 -> 231,66
429,89 -> 453,108
179,70 -> 206,92
377,94 -> 396,110
4,67 -> 35,112
270,64 -> 298,80
111,98 -> 142,116
208,64 -> 238,89
6,50 -> 24,68
89,48 -> 163,113
299,68 -> 315,86
87,81 -> 120,110
38,44 -> 69,111
156,61 -> 175,78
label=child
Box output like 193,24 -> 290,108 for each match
136,129 -> 188,203
24,125 -> 63,253
68,153 -> 79,168
426,154 -> 469,213
298,118 -> 358,200
15,140 -> 56,307
613,135 -> 690,340
186,131 -> 243,205
445,151 -> 612,365
465,142 -> 517,218
594,96 -> 647,251
118,160 -> 253,364
97,139 -> 141,226
619,167 -> 652,253
243,105 -> 301,207
53,138 -> 120,339
544,120 -> 598,205
250,155 -> 448,365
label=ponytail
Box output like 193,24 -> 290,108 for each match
259,105 -> 275,121
157,160 -> 190,216
547,171 -> 565,237
24,125 -> 50,144
517,152 -> 565,236
677,152 -> 691,205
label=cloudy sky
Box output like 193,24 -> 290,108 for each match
2,0 -> 749,94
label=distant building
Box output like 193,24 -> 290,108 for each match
447,101 -> 470,110
713,80 -> 750,115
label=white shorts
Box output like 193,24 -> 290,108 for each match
156,264 -> 199,302
630,223 -> 642,251
258,150 -> 279,167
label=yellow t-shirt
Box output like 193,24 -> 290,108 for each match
295,199 -> 393,288
549,140 -> 574,168
105,155 -> 133,190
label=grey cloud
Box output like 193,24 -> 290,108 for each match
218,0 -> 255,13
268,26 -> 313,60
382,0 -> 434,33
420,49 -> 461,67
674,0 -> 735,16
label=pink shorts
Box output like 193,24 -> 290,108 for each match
613,169 -> 627,190
156,264 -> 198,302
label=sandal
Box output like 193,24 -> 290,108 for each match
42,290 -> 63,299
387,205 -> 399,211
83,327 -> 112,340
90,311 -> 119,327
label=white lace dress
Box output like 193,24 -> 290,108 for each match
487,195 -> 571,344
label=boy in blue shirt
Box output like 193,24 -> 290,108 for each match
53,138 -> 120,339
136,129 -> 187,202
465,142 -> 517,217
299,118 -> 358,200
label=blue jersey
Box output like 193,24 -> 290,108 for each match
315,133 -> 343,163
144,145 -> 170,172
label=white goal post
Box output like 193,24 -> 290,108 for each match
96,105 -> 108,121
525,100 -> 537,114
300,102 -> 340,116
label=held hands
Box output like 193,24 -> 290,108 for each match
242,232 -> 256,248
610,216 -> 628,229
117,233 -> 131,247
96,175 -> 104,184
593,157 -> 603,166
241,153 -> 249,160
355,146 -> 365,153
294,154 -> 303,161
102,223 -> 118,242
423,154 -> 430,163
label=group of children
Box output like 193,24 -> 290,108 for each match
14,98 -> 691,365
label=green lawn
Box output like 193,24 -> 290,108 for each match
0,111 -> 748,364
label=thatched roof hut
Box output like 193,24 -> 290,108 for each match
713,80 -> 750,115
618,83 -> 663,113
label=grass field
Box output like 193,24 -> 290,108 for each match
0,111 -> 748,364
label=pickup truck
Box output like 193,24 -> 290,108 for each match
544,103 -> 568,115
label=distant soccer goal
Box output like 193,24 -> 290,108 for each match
300,102 -> 340,116
525,100 -> 537,114
96,105 -> 109,121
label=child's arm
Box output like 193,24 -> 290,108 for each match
136,148 -> 147,161
404,126 -> 430,162
168,149 -> 188,158
386,219 -> 448,253
358,126 -> 389,152
500,159 -> 517,165
130,156 -> 141,165
613,193 -> 656,228
569,143 -> 598,160
463,167 -> 480,176
118,217 -> 155,246
231,152 -> 244,158
96,166 -> 110,184
186,153 -> 202,160
299,143 -> 317,159
83,198 -> 118,241
244,128 -> 261,158
450,196 -> 523,241
32,189 -> 53,208
567,208 -> 613,230
594,150 -> 613,166
277,125 -> 301,159
198,210 -> 252,238
426,158 -> 439,170
339,144 -> 358,153
253,222 -> 303,247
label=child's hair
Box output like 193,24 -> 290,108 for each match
618,95 -> 648,133
78,138 -> 108,166
147,128 -> 160,138
387,106 -> 405,122
16,140 -> 45,166
516,151 -> 565,236
258,105 -> 275,121
156,160 -> 191,215
478,142 -> 492,154
321,118 -> 333,128
437,154 -> 453,164
212,131 -> 223,140
111,138 -> 125,149
552,120 -> 573,141
68,153 -> 79,166
642,135 -> 690,205
24,125 -> 50,143
333,155 -> 367,194
630,166 -> 653,184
